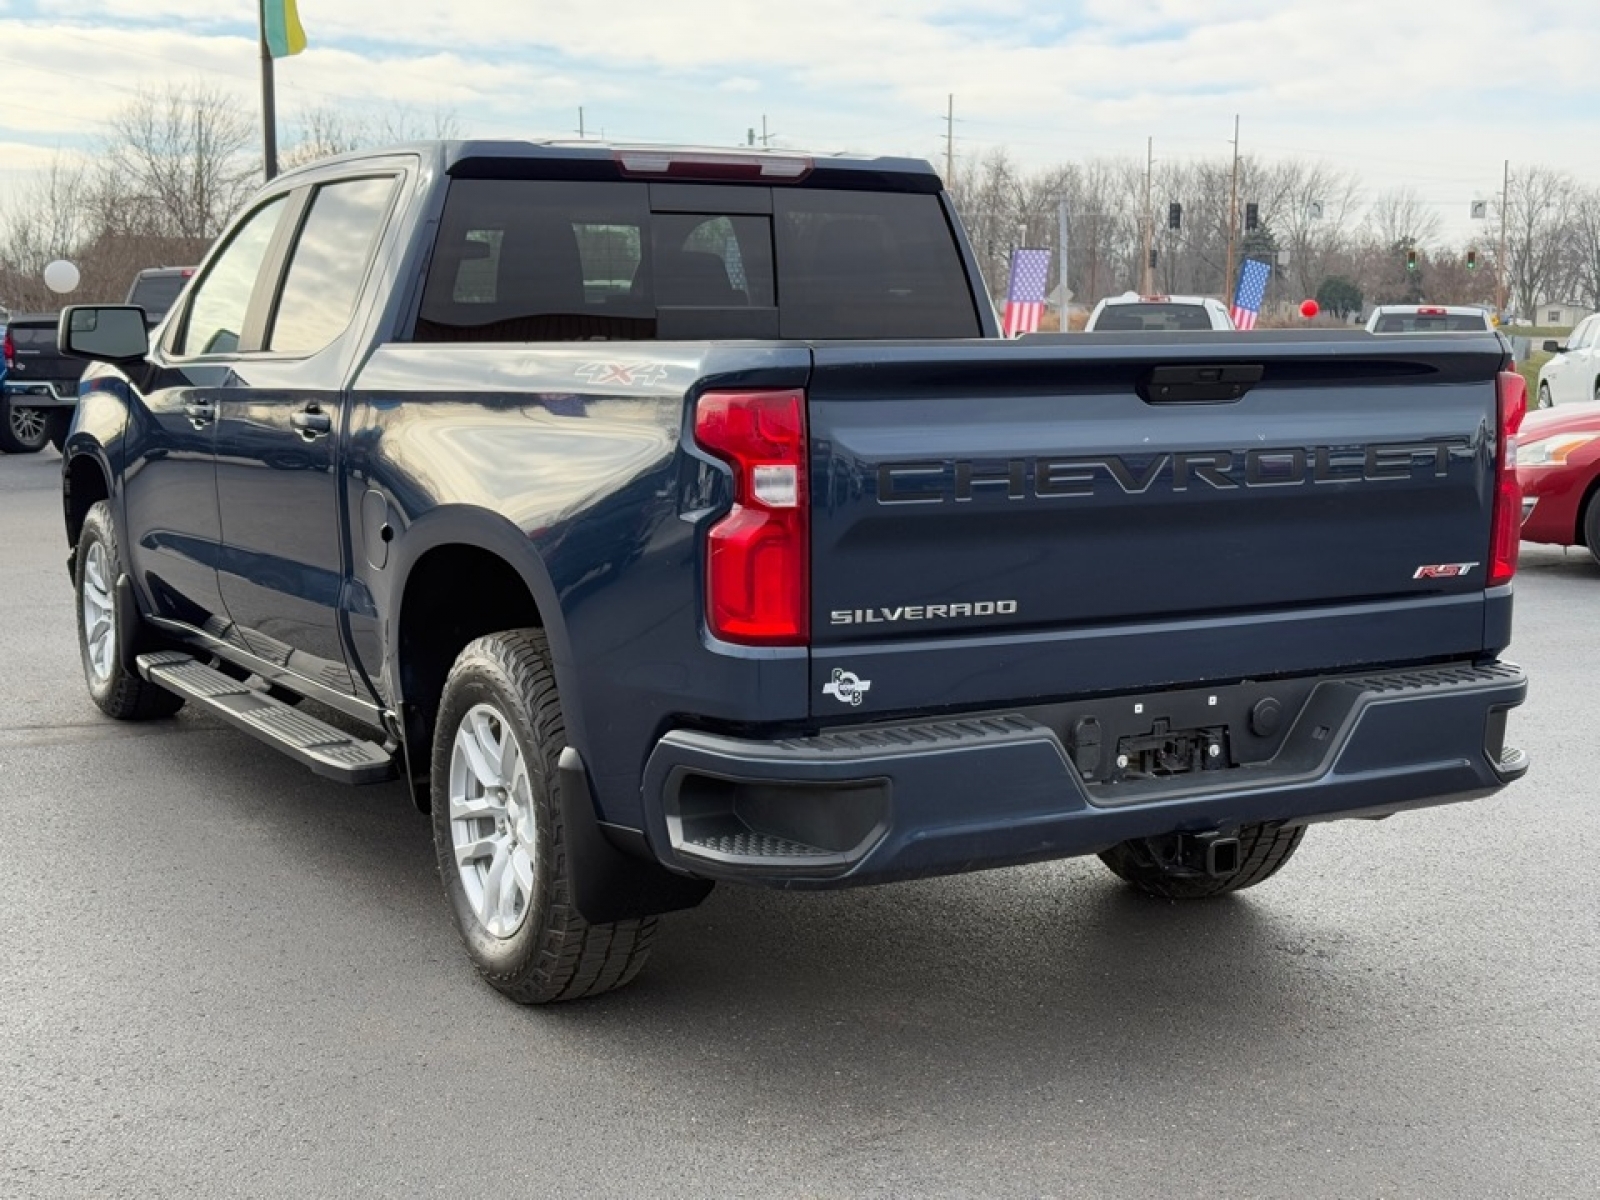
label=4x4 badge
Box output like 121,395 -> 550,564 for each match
822,669 -> 872,706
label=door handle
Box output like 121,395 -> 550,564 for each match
183,400 -> 215,427
291,407 -> 332,438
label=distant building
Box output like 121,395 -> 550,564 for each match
1533,302 -> 1594,329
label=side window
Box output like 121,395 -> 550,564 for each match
178,196 -> 288,356
269,176 -> 399,356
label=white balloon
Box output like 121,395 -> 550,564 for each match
43,260 -> 81,295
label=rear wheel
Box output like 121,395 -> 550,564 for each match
1098,823 -> 1306,899
0,396 -> 50,453
75,502 -> 185,720
431,629 -> 656,1003
1537,382 -> 1553,409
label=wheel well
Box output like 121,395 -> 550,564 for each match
64,456 -> 110,549
396,545 -> 544,781
1578,476 -> 1600,548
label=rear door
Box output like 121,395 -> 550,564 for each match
805,334 -> 1507,717
212,172 -> 402,699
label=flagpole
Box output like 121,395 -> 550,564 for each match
260,0 -> 279,180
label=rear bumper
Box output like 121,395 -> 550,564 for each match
639,661 -> 1528,887
3,380 -> 77,409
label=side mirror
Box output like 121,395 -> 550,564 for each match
59,306 -> 150,364
1542,339 -> 1565,354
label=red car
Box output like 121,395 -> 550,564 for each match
1519,402 -> 1600,563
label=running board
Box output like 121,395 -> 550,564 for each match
137,652 -> 397,785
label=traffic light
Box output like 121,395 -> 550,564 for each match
1148,248 -> 1158,269
1467,249 -> 1479,271
1168,202 -> 1182,230
1244,203 -> 1259,231
1406,249 -> 1418,272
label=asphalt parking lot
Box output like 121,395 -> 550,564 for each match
2,445 -> 1597,1199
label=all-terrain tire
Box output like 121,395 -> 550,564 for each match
431,629 -> 656,1003
0,396 -> 50,453
75,501 -> 185,720
1098,823 -> 1306,899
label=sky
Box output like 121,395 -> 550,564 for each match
0,0 -> 1597,246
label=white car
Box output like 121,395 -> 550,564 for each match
1084,293 -> 1235,331
1365,304 -> 1496,334
1534,314 -> 1600,409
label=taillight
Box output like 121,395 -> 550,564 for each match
1489,370 -> 1527,586
3,328 -> 12,370
694,389 -> 809,645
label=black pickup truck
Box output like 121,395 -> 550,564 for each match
3,312 -> 82,453
57,141 -> 1529,1003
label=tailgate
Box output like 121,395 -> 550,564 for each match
806,333 -> 1508,716
7,321 -> 82,384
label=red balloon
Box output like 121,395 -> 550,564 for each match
1300,299 -> 1320,319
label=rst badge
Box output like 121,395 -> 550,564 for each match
1413,562 -> 1479,579
822,669 -> 872,706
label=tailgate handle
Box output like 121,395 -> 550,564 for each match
1141,364 -> 1263,404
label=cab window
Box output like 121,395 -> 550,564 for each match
176,196 -> 289,356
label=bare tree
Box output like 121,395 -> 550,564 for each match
96,83 -> 256,242
1561,185 -> 1600,311
1501,166 -> 1575,318
1365,187 -> 1442,251
282,103 -> 462,170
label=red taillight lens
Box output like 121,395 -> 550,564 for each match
3,328 -> 12,370
1489,370 -> 1526,586
694,389 -> 809,645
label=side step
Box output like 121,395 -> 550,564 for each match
137,652 -> 397,785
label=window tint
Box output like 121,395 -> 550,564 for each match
128,273 -> 189,321
179,196 -> 288,356
774,189 -> 979,338
413,178 -> 976,342
270,176 -> 398,355
1095,303 -> 1215,331
1374,312 -> 1491,333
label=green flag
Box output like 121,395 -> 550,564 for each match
263,0 -> 307,58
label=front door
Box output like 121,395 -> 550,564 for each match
122,194 -> 292,635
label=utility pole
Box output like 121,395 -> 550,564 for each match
1498,157 -> 1511,317
945,94 -> 955,185
1225,114 -> 1240,300
578,107 -> 585,139
1141,137 -> 1154,295
761,115 -> 770,147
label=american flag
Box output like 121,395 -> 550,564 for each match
1001,247 -> 1051,337
1230,258 -> 1271,330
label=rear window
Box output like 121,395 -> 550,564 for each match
10,325 -> 57,348
1093,303 -> 1216,331
413,178 -> 980,342
128,273 -> 189,321
1373,312 -> 1490,333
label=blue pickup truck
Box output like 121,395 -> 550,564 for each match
57,141 -> 1529,1003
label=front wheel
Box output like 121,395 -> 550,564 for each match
1537,382 -> 1553,410
0,396 -> 50,453
431,629 -> 657,1003
75,502 -> 185,720
1098,823 -> 1306,899
1584,491 -> 1600,569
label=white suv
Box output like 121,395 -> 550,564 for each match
1535,314 -> 1600,409
1084,293 -> 1235,332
